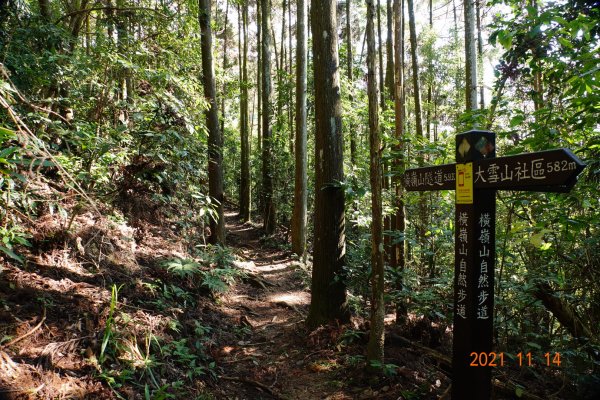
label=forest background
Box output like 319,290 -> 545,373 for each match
0,0 -> 599,399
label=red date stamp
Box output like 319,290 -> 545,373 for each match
469,352 -> 561,367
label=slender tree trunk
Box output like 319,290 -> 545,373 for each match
281,0 -> 287,75
383,0 -> 394,261
272,25 -> 280,75
220,0 -> 229,135
280,0 -> 293,155
291,0 -> 307,257
464,0 -> 478,111
407,0 -> 423,151
288,0 -> 294,152
376,0 -> 384,107
426,0 -> 432,141
346,0 -> 356,166
392,0 -> 407,322
426,0 -> 435,277
452,0 -> 460,110
261,0 -> 276,234
307,0 -> 350,328
257,1 -> 262,154
407,0 -> 426,267
476,0 -> 485,109
385,0 -> 394,99
199,0 -> 225,244
239,2 -> 251,222
365,0 -> 385,371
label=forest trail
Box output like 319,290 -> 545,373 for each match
215,210 -> 354,399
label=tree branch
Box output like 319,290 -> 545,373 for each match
55,6 -> 166,24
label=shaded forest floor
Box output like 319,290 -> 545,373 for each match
212,211 -> 452,399
0,198 -> 572,399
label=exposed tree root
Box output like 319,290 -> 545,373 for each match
1,307 -> 46,349
219,375 -> 283,399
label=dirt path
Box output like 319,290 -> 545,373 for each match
213,211 -> 359,400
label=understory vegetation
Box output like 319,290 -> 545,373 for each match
0,0 -> 598,399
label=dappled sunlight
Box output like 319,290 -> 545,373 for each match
267,291 -> 309,306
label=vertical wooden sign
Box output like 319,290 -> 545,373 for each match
402,130 -> 585,399
453,130 -> 496,399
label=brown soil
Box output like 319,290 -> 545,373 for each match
208,211 -> 450,400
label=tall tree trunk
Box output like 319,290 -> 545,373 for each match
261,0 -> 276,234
426,0 -> 435,277
426,0 -> 432,141
239,2 -> 251,222
116,0 -> 130,124
407,0 -> 426,267
346,0 -> 356,166
281,0 -> 287,75
307,0 -> 350,328
464,0 -> 478,111
376,0 -> 385,107
407,0 -> 423,153
383,0 -> 395,261
385,0 -> 395,99
256,1 -> 262,157
365,0 -> 386,371
476,0 -> 485,109
199,0 -> 225,244
288,0 -> 294,153
220,0 -> 230,135
291,0 -> 307,258
392,0 -> 407,322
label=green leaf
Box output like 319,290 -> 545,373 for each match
0,245 -> 23,263
530,232 -> 544,248
526,341 -> 542,350
497,30 -> 513,49
0,126 -> 16,141
515,386 -> 524,397
510,115 -> 525,127
557,37 -> 573,49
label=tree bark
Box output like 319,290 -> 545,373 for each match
307,0 -> 350,328
199,0 -> 225,244
261,0 -> 276,234
376,0 -> 385,107
383,0 -> 395,261
365,0 -> 386,371
533,283 -> 593,340
346,0 -> 356,166
239,1 -> 251,222
220,0 -> 230,135
407,0 -> 426,265
392,0 -> 407,322
407,0 -> 423,150
257,1 -> 262,154
291,0 -> 307,258
476,0 -> 485,109
464,0 -> 478,110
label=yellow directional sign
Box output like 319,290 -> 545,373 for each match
456,163 -> 473,204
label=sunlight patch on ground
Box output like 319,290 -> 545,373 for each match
267,291 -> 309,306
385,313 -> 396,324
253,261 -> 292,272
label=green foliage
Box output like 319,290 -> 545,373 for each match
368,360 -> 399,377
100,284 -> 122,365
0,225 -> 31,263
162,245 -> 242,295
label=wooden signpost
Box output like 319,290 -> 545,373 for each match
403,130 -> 586,399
